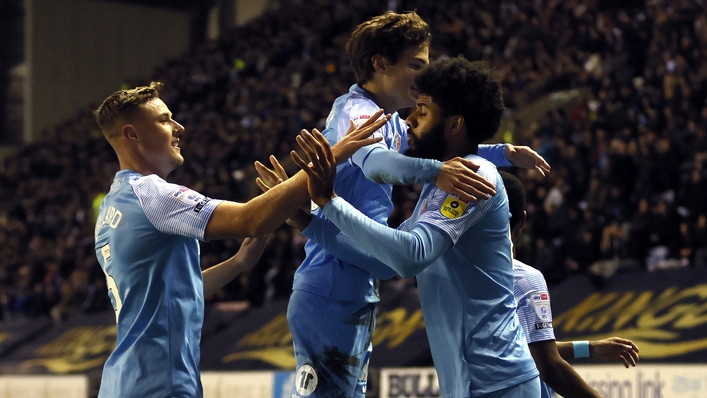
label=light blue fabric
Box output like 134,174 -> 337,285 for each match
94,169 -> 220,398
320,156 -> 538,397
513,259 -> 557,398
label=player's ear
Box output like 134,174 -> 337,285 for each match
448,115 -> 464,135
371,54 -> 387,73
122,124 -> 138,140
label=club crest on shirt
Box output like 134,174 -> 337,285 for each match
440,195 -> 468,219
531,292 -> 551,321
171,187 -> 204,206
394,132 -> 401,152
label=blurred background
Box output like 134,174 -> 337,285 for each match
0,0 -> 706,397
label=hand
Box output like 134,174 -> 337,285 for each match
232,235 -> 269,270
437,157 -> 496,202
590,337 -> 640,368
292,129 -> 336,209
331,109 -> 390,164
505,144 -> 551,176
254,156 -> 312,229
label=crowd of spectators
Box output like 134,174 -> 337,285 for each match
0,0 -> 706,321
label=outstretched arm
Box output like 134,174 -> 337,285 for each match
202,236 -> 268,297
557,337 -> 640,368
204,114 -> 387,240
354,146 -> 496,202
255,155 -> 401,279
528,340 -> 602,398
291,129 -> 455,277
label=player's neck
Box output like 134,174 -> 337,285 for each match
361,81 -> 399,113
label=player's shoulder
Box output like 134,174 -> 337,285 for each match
466,155 -> 499,185
513,258 -> 543,276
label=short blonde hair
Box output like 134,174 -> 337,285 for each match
94,81 -> 163,136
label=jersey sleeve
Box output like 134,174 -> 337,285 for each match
301,215 -> 399,280
413,162 -> 499,244
514,265 -> 556,344
354,148 -> 442,185
478,144 -> 513,167
321,197 -> 453,278
130,175 -> 222,241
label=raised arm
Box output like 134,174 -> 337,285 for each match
354,147 -> 496,202
204,115 -> 388,240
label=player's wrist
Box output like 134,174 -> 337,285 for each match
572,340 -> 590,359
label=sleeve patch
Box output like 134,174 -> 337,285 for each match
531,292 -> 551,321
535,322 -> 553,330
171,187 -> 205,206
440,195 -> 469,219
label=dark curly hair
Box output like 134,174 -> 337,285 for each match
415,57 -> 504,144
346,11 -> 431,85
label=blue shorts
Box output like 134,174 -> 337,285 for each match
288,289 -> 376,398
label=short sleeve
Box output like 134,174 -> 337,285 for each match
130,175 -> 222,241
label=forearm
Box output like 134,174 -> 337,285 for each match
478,144 -> 513,167
202,258 -> 250,297
540,359 -> 601,398
302,215 -> 399,280
322,197 -> 450,277
355,146 -> 441,185
205,171 -> 309,240
557,341 -> 575,360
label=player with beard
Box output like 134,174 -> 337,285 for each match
255,11 -> 549,398
262,57 -> 542,398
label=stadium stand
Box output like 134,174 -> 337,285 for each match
0,0 -> 705,330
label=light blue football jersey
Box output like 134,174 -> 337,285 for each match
295,84 -> 513,303
319,156 -> 539,397
294,84 -> 426,302
514,259 -> 556,398
397,156 -> 538,397
94,169 -> 221,398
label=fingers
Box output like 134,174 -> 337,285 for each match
357,109 -> 385,130
254,160 -> 281,188
269,155 -> 289,181
458,157 -> 481,172
311,128 -> 335,166
348,113 -> 391,140
294,129 -> 330,178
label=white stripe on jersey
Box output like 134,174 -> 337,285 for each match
130,174 -> 222,241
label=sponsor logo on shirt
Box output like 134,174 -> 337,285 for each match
352,114 -> 372,128
535,322 -> 553,330
531,291 -> 551,321
171,187 -> 204,206
194,197 -> 211,213
440,195 -> 469,219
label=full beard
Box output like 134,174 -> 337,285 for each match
405,122 -> 447,161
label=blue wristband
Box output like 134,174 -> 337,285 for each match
572,340 -> 590,358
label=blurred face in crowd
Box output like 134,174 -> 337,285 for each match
130,98 -> 185,177
405,94 -> 447,160
379,44 -> 429,110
